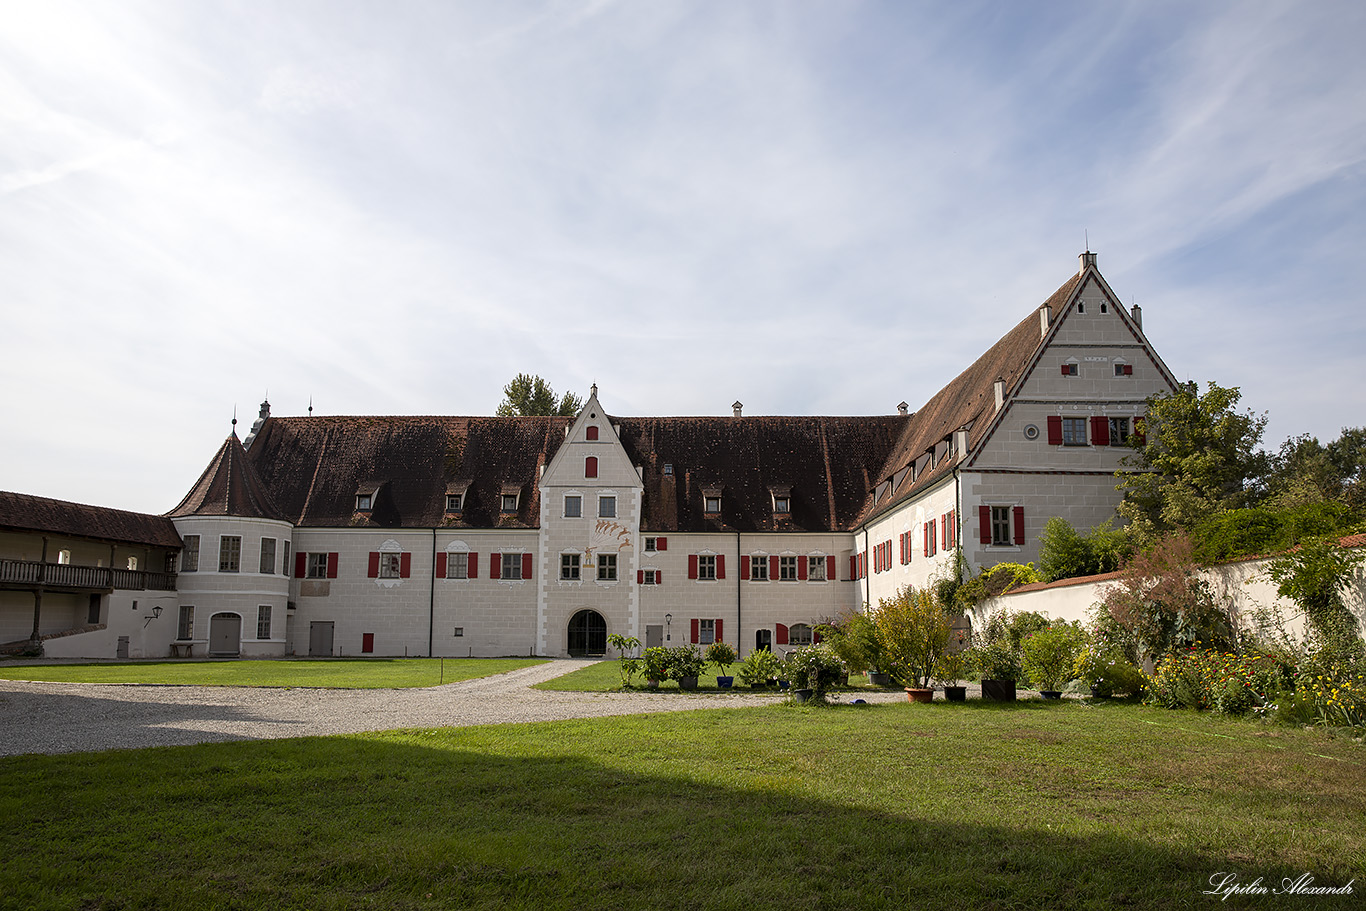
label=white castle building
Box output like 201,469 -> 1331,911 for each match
0,252 -> 1176,660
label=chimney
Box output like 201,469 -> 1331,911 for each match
1131,303 -> 1143,330
897,401 -> 909,416
1079,250 -> 1097,274
954,428 -> 969,455
1040,306 -> 1052,337
993,378 -> 1006,411
732,401 -> 743,418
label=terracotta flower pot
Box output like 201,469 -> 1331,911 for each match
906,687 -> 934,703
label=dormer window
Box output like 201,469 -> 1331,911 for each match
501,494 -> 519,513
769,485 -> 792,515
705,496 -> 721,514
663,463 -> 673,476
356,494 -> 372,512
446,494 -> 462,511
444,481 -> 471,514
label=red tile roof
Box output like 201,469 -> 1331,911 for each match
167,434 -> 286,521
0,490 -> 182,548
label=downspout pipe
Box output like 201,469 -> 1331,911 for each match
862,527 -> 870,608
429,527 -> 437,658
735,531 -> 742,655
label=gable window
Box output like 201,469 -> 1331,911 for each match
57,549 -> 72,566
585,456 -> 598,478
1061,362 -> 1078,376
807,555 -> 827,581
779,555 -> 798,581
1109,417 -> 1131,447
789,623 -> 813,647
446,494 -> 463,511
561,553 -> 581,580
774,496 -> 790,513
586,425 -> 599,440
663,463 -> 673,476
597,553 -> 617,581
644,537 -> 657,553
177,606 -> 194,640
1114,362 -> 1133,376
307,552 -> 330,579
259,538 -> 276,574
564,495 -> 582,517
501,493 -> 519,513
697,554 -> 717,581
356,494 -> 373,512
257,606 -> 272,640
445,553 -> 469,579
1077,302 -> 1085,314
1062,417 -> 1087,445
219,536 -> 241,573
750,555 -> 769,581
126,555 -> 138,571
502,553 -> 523,580
599,495 -> 616,518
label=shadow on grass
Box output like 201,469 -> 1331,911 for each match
1,727 -> 1355,911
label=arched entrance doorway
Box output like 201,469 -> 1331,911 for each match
209,612 -> 242,657
567,609 -> 607,657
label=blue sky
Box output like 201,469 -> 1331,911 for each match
2,0 -> 1363,513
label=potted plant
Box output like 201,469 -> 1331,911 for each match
704,641 -> 738,688
607,633 -> 641,689
785,644 -> 842,703
972,639 -> 1022,701
641,646 -> 670,689
820,610 -> 884,684
1021,622 -> 1085,699
667,644 -> 704,690
871,584 -> 951,703
933,647 -> 973,702
738,648 -> 780,688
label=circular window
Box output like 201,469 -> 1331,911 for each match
1023,424 -> 1040,440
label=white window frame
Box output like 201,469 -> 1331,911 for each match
597,553 -> 617,581
219,536 -> 241,573
260,538 -> 276,575
779,555 -> 798,581
446,552 -> 469,579
307,552 -> 329,579
750,555 -> 769,582
599,495 -> 616,518
379,552 -> 402,579
697,554 -> 717,581
789,623 -> 813,647
990,506 -> 1013,547
807,555 -> 826,582
561,553 -> 581,581
257,605 -> 272,640
698,619 -> 715,645
502,553 -> 523,580
564,495 -> 582,518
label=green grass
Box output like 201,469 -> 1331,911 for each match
535,659 -> 896,692
2,701 -> 1362,910
0,657 -> 547,688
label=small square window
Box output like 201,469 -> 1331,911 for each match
750,555 -> 769,581
307,552 -> 329,579
1062,363 -> 1078,376
663,463 -> 673,475
789,623 -> 813,647
502,553 -> 523,580
704,496 -> 721,514
599,495 -> 616,518
1100,302 -> 1108,313
454,627 -> 464,637
1077,302 -> 1085,314
446,494 -> 462,511
697,554 -> 717,581
356,494 -> 372,511
1062,417 -> 1087,446
641,569 -> 659,585
773,496 -> 790,514
502,494 -> 519,513
779,556 -> 798,581
446,553 -> 469,579
644,537 -> 657,553
807,556 -> 826,581
561,553 -> 581,581
379,552 -> 401,579
564,495 -> 582,517
597,553 -> 617,581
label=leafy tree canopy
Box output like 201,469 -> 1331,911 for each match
1264,427 -> 1366,511
496,374 -> 583,417
1116,381 -> 1270,544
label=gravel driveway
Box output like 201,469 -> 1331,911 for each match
0,661 -> 908,757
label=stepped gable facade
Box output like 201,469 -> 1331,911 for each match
1,252 -> 1178,659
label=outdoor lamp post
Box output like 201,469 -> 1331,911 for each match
665,612 -> 672,641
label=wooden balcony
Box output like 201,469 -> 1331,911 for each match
0,561 -> 176,593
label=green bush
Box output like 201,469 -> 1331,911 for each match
665,645 -> 704,681
785,645 -> 844,700
737,648 -> 780,686
703,641 -> 737,676
1020,623 -> 1086,691
816,609 -> 884,675
1038,518 -> 1128,582
1190,501 -> 1360,563
872,584 -> 951,688
640,647 -> 670,683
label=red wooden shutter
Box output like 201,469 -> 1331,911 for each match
1124,364 -> 1133,375
716,555 -> 725,579
849,555 -> 857,580
690,618 -> 699,644
400,553 -> 412,578
490,553 -> 501,579
1091,416 -> 1109,446
436,553 -> 447,577
1061,364 -> 1070,376
657,537 -> 667,551
949,510 -> 957,546
813,628 -> 822,644
769,555 -> 779,580
326,553 -> 338,578
923,523 -> 930,557
585,456 -> 598,478
1047,416 -> 1063,445
522,553 -> 533,580
826,555 -> 836,581
295,552 -> 307,578
637,570 -> 644,584
715,619 -> 723,643
1013,506 -> 1026,545
979,506 -> 991,544
740,555 -> 750,580
776,623 -> 789,645
468,552 -> 478,578
798,555 -> 808,580
586,425 -> 599,440
367,553 -> 380,578
657,570 -> 662,583
688,554 -> 699,579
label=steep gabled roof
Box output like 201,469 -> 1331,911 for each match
860,272 -> 1082,524
168,434 -> 287,521
616,415 -> 905,533
0,490 -> 182,548
242,415 -> 569,528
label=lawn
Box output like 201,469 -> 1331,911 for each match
534,659 -> 895,692
1,701 -> 1361,910
0,657 -> 547,689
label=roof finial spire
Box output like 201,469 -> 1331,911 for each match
231,405 -> 238,435
308,396 -> 314,417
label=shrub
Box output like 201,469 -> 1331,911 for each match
871,584 -> 951,688
607,634 -> 641,688
785,645 -> 844,701
955,563 -> 1044,609
1265,536 -> 1366,663
666,645 -> 704,681
1144,648 -> 1292,714
640,647 -> 670,683
817,609 -> 884,675
737,648 -> 781,686
971,639 -> 1023,683
1039,518 -> 1129,582
1020,623 -> 1087,691
1190,501 -> 1359,563
1292,661 -> 1366,727
1073,646 -> 1144,697
704,641 -> 737,676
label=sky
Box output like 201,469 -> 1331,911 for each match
2,0 -> 1364,514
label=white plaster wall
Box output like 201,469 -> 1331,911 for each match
172,516 -> 293,658
863,478 -> 959,605
43,590 -> 180,658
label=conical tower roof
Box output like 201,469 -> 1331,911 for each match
168,433 -> 286,521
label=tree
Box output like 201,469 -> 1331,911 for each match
871,584 -> 951,689
1116,381 -> 1271,544
1265,537 -> 1366,662
1038,517 -> 1128,582
1265,427 -> 1366,511
496,374 -> 583,417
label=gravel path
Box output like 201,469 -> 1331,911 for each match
0,661 -> 909,757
